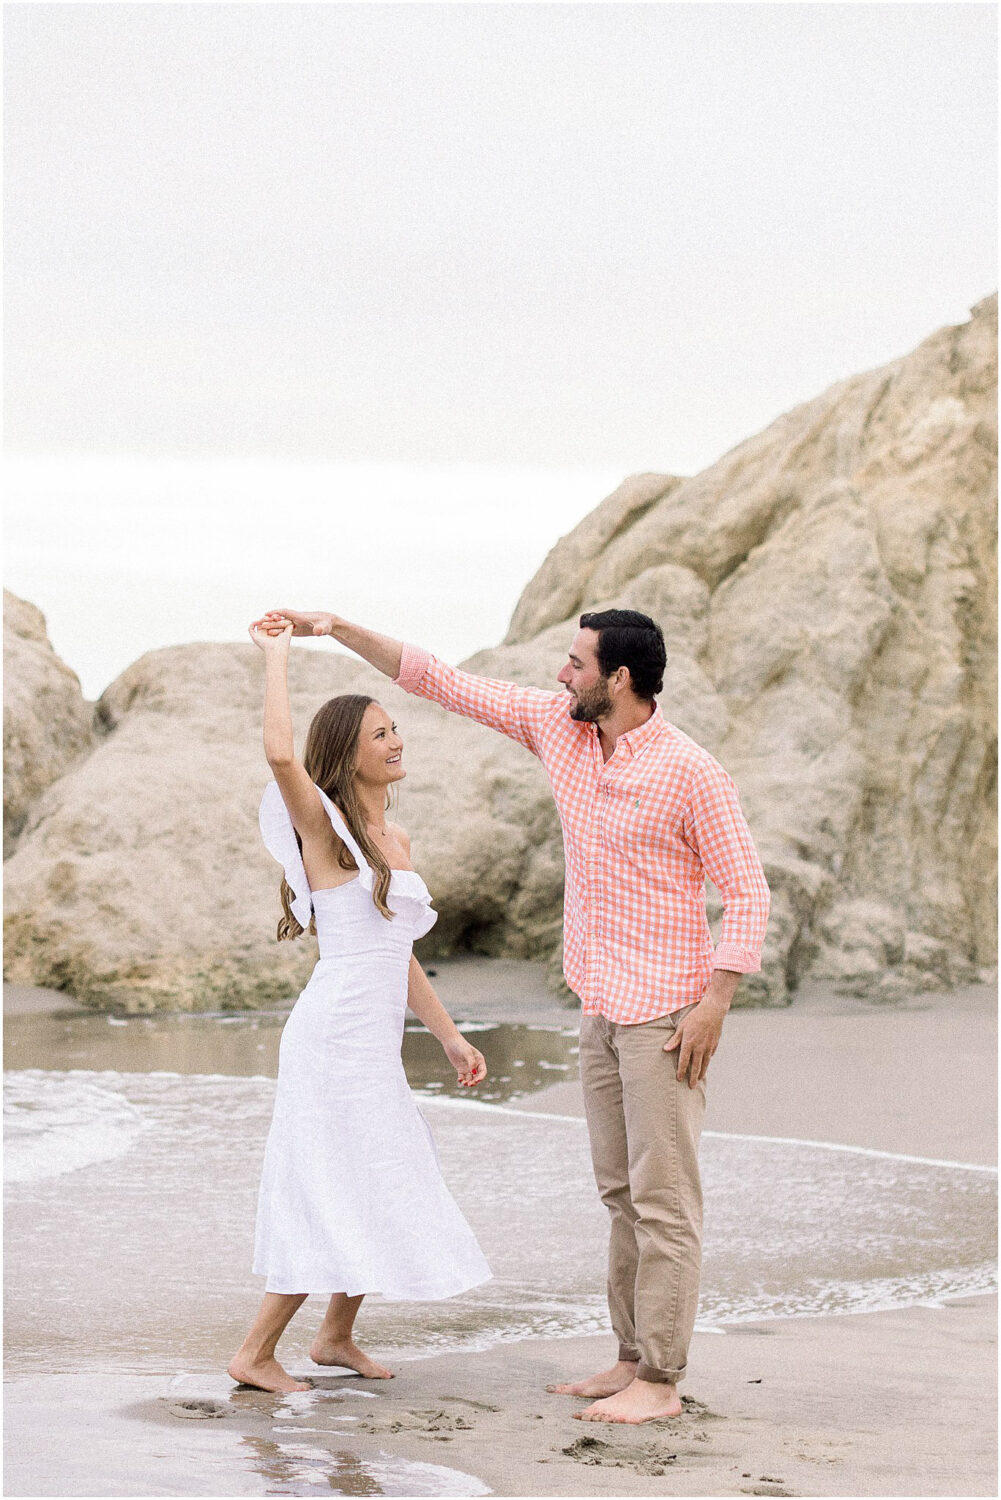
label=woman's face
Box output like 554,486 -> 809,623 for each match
353,703 -> 405,787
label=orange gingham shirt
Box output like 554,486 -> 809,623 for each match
395,646 -> 770,1023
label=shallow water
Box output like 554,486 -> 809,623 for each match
2,1006 -> 579,1104
5,1016 -> 996,1381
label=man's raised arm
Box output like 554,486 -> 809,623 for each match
261,608 -> 559,757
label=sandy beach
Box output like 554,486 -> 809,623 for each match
4,965 -> 997,1498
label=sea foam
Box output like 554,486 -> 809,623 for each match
4,1070 -> 149,1184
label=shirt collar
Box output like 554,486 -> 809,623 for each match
615,703 -> 667,758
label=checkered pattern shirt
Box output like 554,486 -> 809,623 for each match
394,646 -> 770,1022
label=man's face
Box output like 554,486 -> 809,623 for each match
557,629 -> 613,722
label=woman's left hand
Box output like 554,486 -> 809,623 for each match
443,1036 -> 486,1088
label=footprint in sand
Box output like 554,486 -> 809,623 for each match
358,1405 -> 480,1442
435,1395 -> 501,1413
166,1399 -> 229,1421
561,1434 -> 678,1477
784,1437 -> 847,1466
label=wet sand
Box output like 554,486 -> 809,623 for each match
4,965 -> 997,1497
7,1295 -> 995,1498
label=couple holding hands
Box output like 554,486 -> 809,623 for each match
230,602 -> 769,1426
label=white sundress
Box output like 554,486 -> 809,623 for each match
252,780 -> 491,1299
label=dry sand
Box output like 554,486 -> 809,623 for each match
4,967 -> 997,1498
516,978 -> 998,1166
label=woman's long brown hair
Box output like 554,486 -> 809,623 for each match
277,694 -> 396,939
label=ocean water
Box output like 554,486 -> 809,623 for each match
5,1061 -> 996,1380
3,1007 -> 580,1107
4,1070 -> 150,1183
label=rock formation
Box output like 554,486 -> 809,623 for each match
2,643 -> 565,1009
3,296 -> 996,1009
496,295 -> 997,1003
3,591 -> 95,859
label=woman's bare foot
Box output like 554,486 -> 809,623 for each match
227,1355 -> 311,1394
309,1336 -> 393,1379
573,1377 -> 683,1424
546,1358 -> 639,1398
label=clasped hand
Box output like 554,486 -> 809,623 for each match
258,608 -> 335,638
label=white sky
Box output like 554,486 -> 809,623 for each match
3,3 -> 997,696
3,455 -> 623,696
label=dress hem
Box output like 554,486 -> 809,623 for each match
255,1271 -> 493,1301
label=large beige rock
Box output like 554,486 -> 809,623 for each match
3,591 -> 95,858
3,296 -> 996,1009
502,295 -> 998,1001
504,474 -> 683,642
2,644 -> 563,1010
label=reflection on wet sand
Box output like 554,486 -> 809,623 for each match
238,1428 -> 492,1496
241,1434 -> 383,1497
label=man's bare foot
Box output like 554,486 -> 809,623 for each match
309,1336 -> 393,1379
573,1376 -> 683,1424
227,1355 -> 311,1394
546,1358 -> 639,1398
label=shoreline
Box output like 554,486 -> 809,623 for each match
8,966 -> 995,1165
4,964 -> 997,1497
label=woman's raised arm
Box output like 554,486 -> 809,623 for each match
248,621 -> 330,843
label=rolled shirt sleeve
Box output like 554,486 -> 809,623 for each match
393,642 -> 433,694
684,760 -> 770,973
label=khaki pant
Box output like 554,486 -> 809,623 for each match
578,1006 -> 706,1385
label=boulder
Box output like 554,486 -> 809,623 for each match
479,295 -> 998,1002
3,591 -> 95,858
2,644 -> 563,1010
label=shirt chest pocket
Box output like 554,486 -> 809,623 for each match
598,779 -> 685,861
596,779 -> 649,851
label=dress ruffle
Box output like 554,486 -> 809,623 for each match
258,780 -> 437,938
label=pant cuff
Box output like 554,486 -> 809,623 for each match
617,1344 -> 640,1363
636,1361 -> 686,1385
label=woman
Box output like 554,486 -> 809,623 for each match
229,617 -> 491,1394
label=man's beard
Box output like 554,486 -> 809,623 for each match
568,680 -> 614,722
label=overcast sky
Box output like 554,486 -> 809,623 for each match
5,3 -> 997,476
2,4 -> 996,698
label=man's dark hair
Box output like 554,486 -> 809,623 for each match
578,609 -> 666,701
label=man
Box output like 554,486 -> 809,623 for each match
263,604 -> 770,1425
